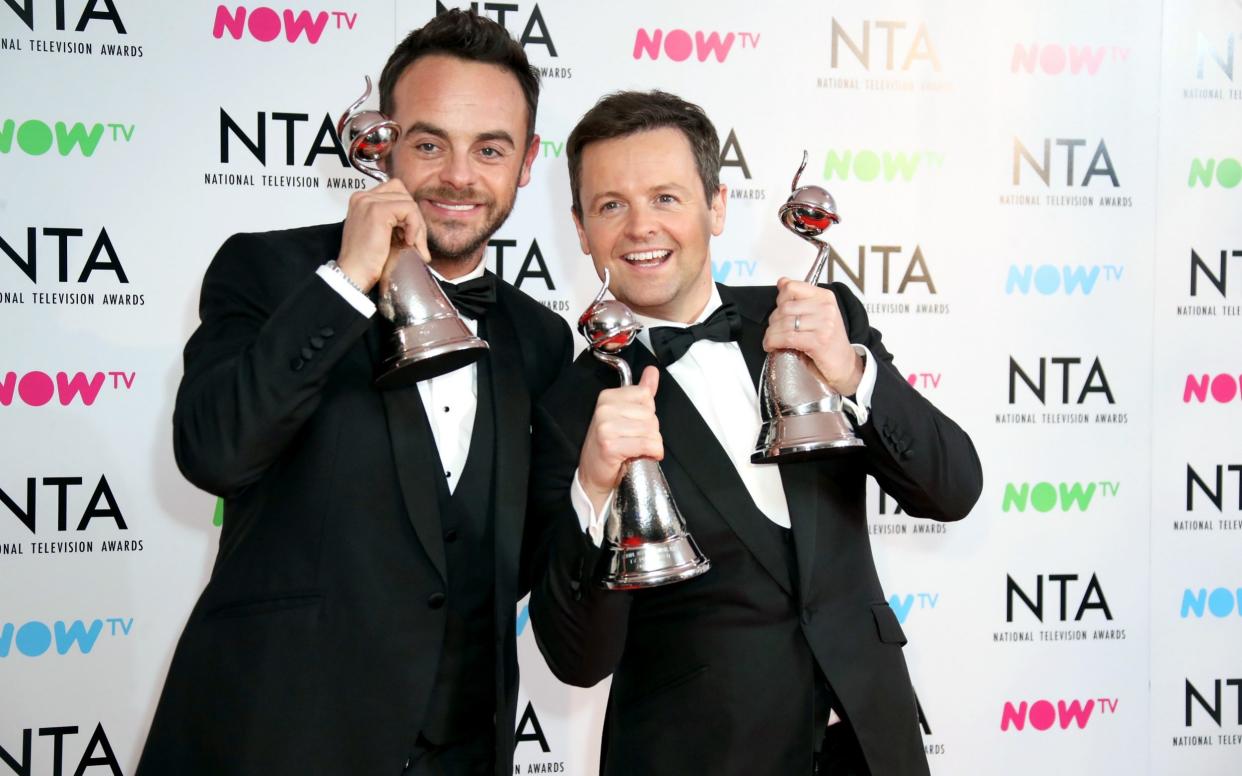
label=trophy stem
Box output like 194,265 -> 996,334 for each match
592,351 -> 632,386
803,241 -> 831,286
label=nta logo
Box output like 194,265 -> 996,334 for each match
219,108 -> 349,167
1181,588 -> 1242,618
0,723 -> 122,775
822,149 -> 943,183
1006,573 -> 1112,622
1,227 -> 127,284
1183,374 -> 1242,404
1005,264 -> 1122,295
437,2 -> 555,56
824,245 -> 935,295
1187,463 -> 1242,511
0,617 -> 132,658
213,5 -> 357,44
1001,698 -> 1117,731
0,475 -> 126,534
1189,248 -> 1241,297
830,19 -> 940,71
1008,356 -> 1114,404
1196,32 -> 1236,81
1186,678 -> 1242,726
3,0 -> 126,32
0,119 -> 133,157
0,371 -> 135,407
1002,481 -> 1118,513
1013,137 -> 1118,187
1010,43 -> 1129,76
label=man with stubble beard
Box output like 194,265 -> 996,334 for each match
139,11 -> 571,776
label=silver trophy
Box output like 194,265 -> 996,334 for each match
338,76 -> 488,388
578,270 -> 710,589
751,151 -> 865,463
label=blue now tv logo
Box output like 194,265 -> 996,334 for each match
1005,264 -> 1122,295
1181,588 -> 1242,618
0,617 -> 132,658
888,593 -> 938,624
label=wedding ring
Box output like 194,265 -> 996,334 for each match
794,315 -> 801,332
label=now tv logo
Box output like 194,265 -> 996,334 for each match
0,371 -> 135,407
1188,157 -> 1241,188
0,617 -> 133,658
1183,374 -> 1242,403
822,149 -> 943,182
888,592 -> 937,624
212,5 -> 357,44
632,28 -> 758,62
1181,587 -> 1242,618
1010,43 -> 1129,76
1001,697 -> 1117,731
0,120 -> 134,158
1002,481 -> 1118,513
1005,264 -> 1122,296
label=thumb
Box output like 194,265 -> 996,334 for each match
638,365 -> 660,397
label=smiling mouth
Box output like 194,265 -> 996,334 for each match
428,200 -> 482,214
621,249 -> 672,267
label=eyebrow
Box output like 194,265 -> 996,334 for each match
405,121 -> 515,147
588,182 -> 692,206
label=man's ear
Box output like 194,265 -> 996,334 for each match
517,133 -> 540,188
710,184 -> 728,236
571,207 -> 591,256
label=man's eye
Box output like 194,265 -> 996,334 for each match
599,201 -> 621,212
415,142 -> 438,153
656,194 -> 678,204
479,147 -> 502,158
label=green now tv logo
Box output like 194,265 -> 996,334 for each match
0,120 -> 135,157
1188,157 -> 1241,188
823,149 -> 944,182
1002,481 -> 1118,512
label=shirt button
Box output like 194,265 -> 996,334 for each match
443,406 -> 450,413
427,592 -> 446,609
445,470 -> 452,479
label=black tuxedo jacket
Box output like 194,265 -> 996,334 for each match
138,222 -> 571,776
528,283 -> 982,776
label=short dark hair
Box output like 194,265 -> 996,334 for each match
567,90 -> 720,215
379,9 -> 541,144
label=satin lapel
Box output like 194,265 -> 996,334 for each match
380,383 -> 448,584
719,283 -> 818,601
626,343 -> 793,597
484,295 -> 530,591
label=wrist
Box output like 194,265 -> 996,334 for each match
330,258 -> 374,294
836,351 -> 865,396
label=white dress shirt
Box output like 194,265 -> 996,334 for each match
571,285 -> 877,544
317,260 -> 482,494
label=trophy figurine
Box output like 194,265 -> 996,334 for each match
578,269 -> 710,589
751,151 -> 865,463
337,76 -> 488,388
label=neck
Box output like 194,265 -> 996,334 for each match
429,250 -> 485,281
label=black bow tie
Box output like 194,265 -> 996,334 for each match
648,303 -> 743,365
438,274 -> 496,320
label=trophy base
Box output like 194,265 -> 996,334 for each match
374,318 -> 489,389
751,410 -> 864,464
601,534 -> 711,590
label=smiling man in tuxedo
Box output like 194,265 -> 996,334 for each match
527,90 -> 982,775
138,11 -> 571,776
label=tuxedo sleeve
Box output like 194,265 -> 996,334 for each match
829,283 -> 983,521
527,394 -> 634,688
173,232 -> 372,498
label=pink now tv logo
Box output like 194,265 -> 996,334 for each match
632,29 -> 759,62
1001,698 -> 1117,731
1184,374 -> 1242,403
1010,44 -> 1130,76
212,5 -> 357,44
0,371 -> 135,407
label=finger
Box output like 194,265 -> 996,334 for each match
638,366 -> 660,397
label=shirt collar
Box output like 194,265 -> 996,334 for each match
429,258 -> 487,285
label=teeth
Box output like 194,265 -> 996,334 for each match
623,250 -> 671,262
435,202 -> 476,211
